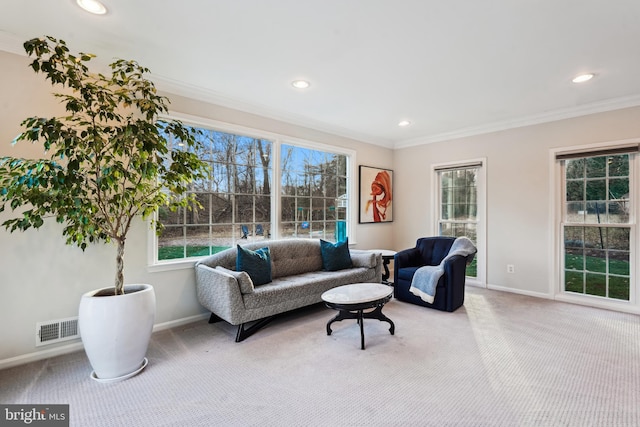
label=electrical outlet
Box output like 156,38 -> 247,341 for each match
507,264 -> 515,274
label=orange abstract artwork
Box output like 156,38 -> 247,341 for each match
359,166 -> 393,223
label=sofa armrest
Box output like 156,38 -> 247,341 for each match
216,266 -> 254,294
195,263 -> 246,325
349,250 -> 378,269
349,250 -> 382,282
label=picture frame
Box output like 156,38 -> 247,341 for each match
359,165 -> 393,223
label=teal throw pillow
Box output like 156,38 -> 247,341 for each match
236,245 -> 272,286
320,239 -> 353,271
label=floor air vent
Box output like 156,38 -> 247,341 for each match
36,317 -> 79,346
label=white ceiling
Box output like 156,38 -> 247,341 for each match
1,1 -> 640,148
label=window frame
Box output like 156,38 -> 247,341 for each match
431,158 -> 487,287
148,113 -> 357,271
279,139 -> 350,240
551,139 -> 639,310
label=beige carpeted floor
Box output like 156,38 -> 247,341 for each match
1,287 -> 639,426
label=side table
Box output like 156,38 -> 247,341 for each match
370,249 -> 396,284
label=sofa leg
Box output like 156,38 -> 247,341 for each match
235,317 -> 274,342
208,313 -> 222,324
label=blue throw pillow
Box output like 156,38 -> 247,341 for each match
236,245 -> 272,286
320,239 -> 353,271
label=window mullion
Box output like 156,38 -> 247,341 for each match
560,152 -> 632,301
155,118 -> 353,263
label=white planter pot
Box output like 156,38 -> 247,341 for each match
79,284 -> 156,383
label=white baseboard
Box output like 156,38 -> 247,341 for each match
486,283 -> 552,300
554,293 -> 640,315
485,284 -> 640,315
0,312 -> 210,371
152,313 -> 210,333
0,342 -> 86,371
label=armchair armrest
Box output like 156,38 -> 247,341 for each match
442,254 -> 470,311
394,247 -> 423,269
443,255 -> 469,278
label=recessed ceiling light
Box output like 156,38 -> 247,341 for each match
76,0 -> 108,15
398,120 -> 411,127
572,73 -> 594,83
291,80 -> 310,89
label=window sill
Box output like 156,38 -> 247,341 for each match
555,292 -> 639,315
148,258 -> 199,273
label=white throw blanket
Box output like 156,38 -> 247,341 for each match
409,237 -> 477,304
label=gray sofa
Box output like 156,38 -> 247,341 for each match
195,238 -> 382,341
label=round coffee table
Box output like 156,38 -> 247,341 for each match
321,283 -> 395,350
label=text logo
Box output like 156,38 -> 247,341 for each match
1,405 -> 68,427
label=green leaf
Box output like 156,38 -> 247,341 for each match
0,35 -> 208,290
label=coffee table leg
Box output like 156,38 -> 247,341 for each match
382,312 -> 395,335
359,310 -> 365,350
362,304 -> 395,335
327,309 -> 352,335
325,298 -> 394,349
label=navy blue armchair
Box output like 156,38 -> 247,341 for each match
393,237 -> 475,312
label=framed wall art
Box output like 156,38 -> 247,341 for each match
359,165 -> 393,223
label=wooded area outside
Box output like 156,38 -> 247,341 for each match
563,154 -> 631,301
157,123 -> 348,260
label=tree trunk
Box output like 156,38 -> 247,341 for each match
115,239 -> 125,295
257,140 -> 270,194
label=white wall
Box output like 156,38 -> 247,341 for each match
0,50 -> 394,365
163,93 -> 397,250
3,43 -> 639,366
393,107 -> 640,298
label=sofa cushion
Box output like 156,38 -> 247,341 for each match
236,245 -> 272,286
216,266 -> 254,294
320,239 -> 353,271
268,239 -> 323,278
242,267 -> 375,310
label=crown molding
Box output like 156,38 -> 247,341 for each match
152,74 -> 394,149
0,34 -> 391,148
395,94 -> 640,149
0,31 -> 26,56
3,30 -> 638,151
152,74 -> 640,151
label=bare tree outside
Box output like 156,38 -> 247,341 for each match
156,125 -> 350,261
563,154 -> 630,300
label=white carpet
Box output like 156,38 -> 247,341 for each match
1,287 -> 639,426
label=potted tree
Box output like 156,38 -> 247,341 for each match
0,36 -> 207,382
